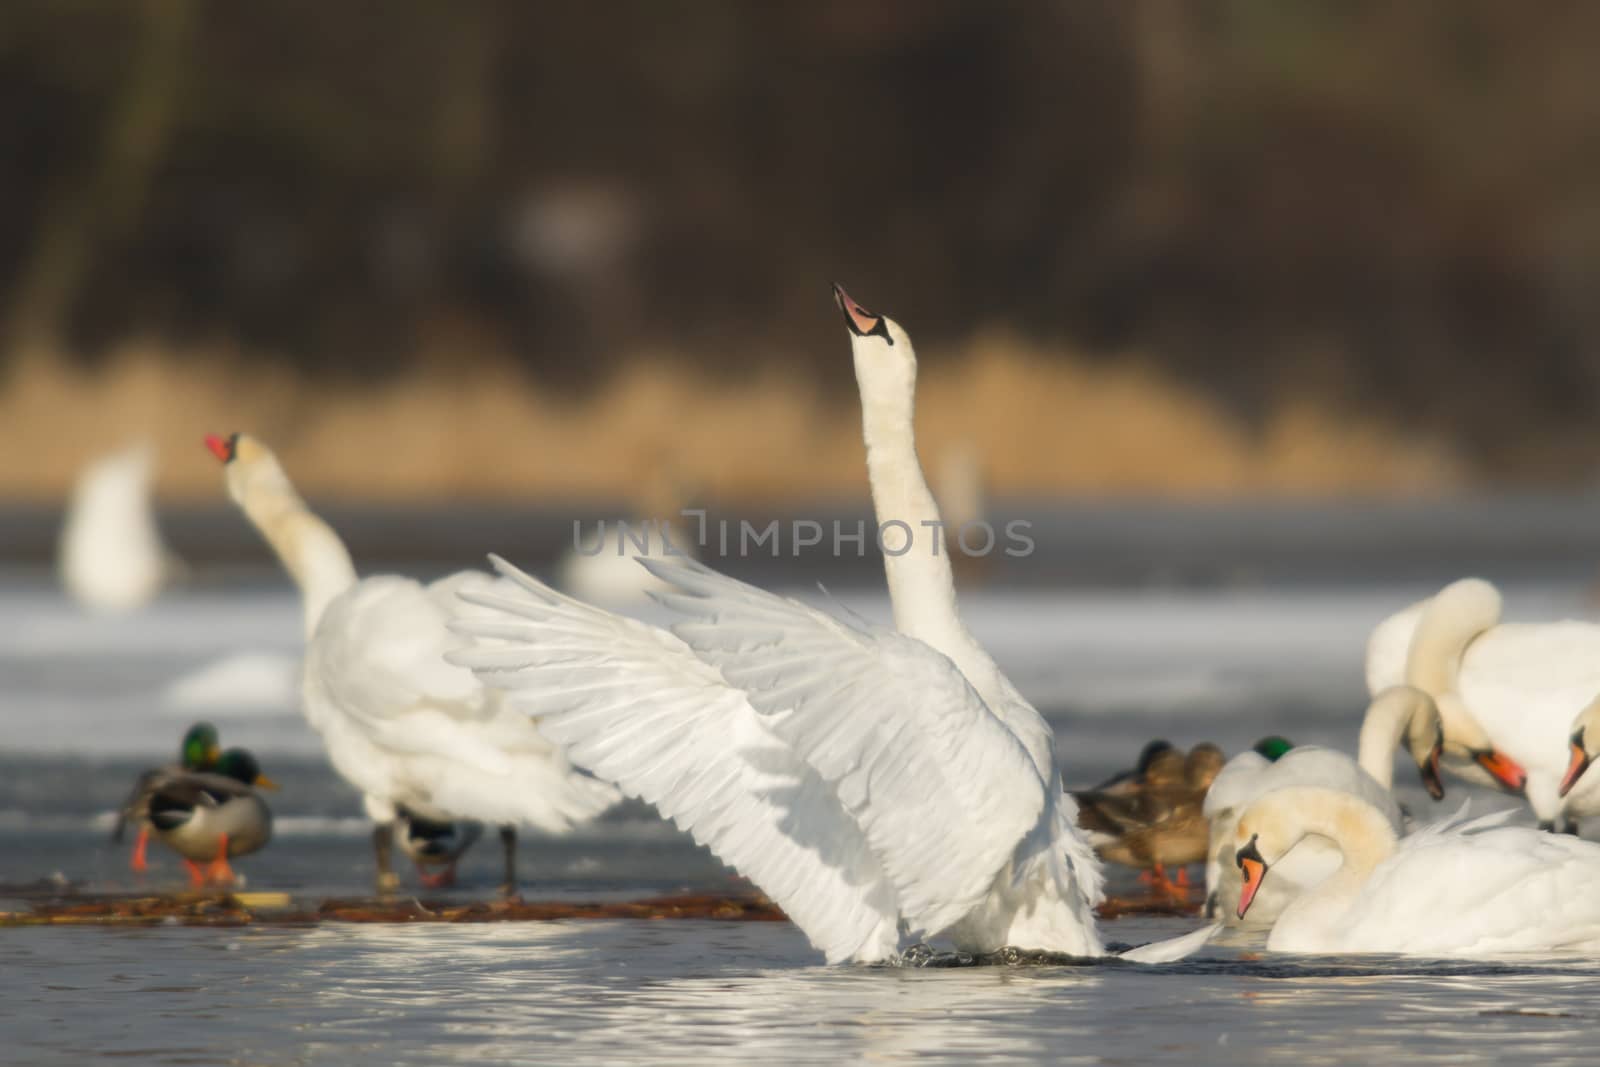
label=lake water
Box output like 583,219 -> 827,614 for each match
3,576 -> 1598,1065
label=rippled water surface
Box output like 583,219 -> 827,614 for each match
4,579 -> 1599,1065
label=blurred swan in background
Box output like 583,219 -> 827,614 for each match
453,287 -> 1214,964
58,441 -> 180,614
554,467 -> 699,612
1368,576 -> 1584,830
208,431 -> 618,895
1232,787 -> 1600,956
932,439 -> 988,586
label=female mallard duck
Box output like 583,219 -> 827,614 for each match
139,748 -> 277,886
1073,742 -> 1225,897
114,722 -> 222,872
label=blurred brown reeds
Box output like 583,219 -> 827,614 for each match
6,1 -> 1600,498
0,335 -> 1462,503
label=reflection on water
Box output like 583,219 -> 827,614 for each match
6,919 -> 1600,1065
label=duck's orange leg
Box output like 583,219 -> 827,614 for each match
182,859 -> 206,888
1138,864 -> 1184,900
204,833 -> 235,886
130,827 -> 149,873
416,859 -> 459,890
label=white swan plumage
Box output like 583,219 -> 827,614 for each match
452,287 -> 1213,963
209,432 -> 617,891
1202,684 -> 1438,925
1232,787 -> 1600,956
58,441 -> 177,614
1368,577 -> 1586,828
1557,696 -> 1600,823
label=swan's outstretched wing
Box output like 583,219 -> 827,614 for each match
308,573 -> 617,830
640,555 -> 1048,939
450,558 -> 901,964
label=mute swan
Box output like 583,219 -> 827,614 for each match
58,441 -> 178,614
1368,577 -> 1586,828
207,432 -> 618,894
1203,685 -> 1445,925
1557,697 -> 1600,827
123,748 -> 277,887
1232,786 -> 1600,956
1208,582 -> 1525,926
451,286 -> 1215,965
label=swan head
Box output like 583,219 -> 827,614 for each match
1559,696 -> 1600,798
1231,785 -> 1382,920
834,284 -> 916,401
1433,692 -> 1527,795
1385,686 -> 1448,800
1233,833 -> 1270,920
205,432 -> 294,508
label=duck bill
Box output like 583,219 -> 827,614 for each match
254,775 -> 281,792
832,283 -> 881,338
1418,749 -> 1445,800
1559,742 -> 1592,798
1475,749 -> 1528,794
1236,857 -> 1266,920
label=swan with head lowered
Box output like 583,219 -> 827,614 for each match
1556,696 -> 1600,824
1204,580 -> 1527,925
1366,577 -> 1595,830
206,432 -> 618,894
450,286 -> 1214,964
1203,686 -> 1439,925
1231,785 -> 1600,956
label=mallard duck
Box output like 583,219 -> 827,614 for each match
392,806 -> 484,889
1073,742 -> 1226,897
137,748 -> 277,887
114,722 -> 222,872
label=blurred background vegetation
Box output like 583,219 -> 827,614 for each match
5,0 -> 1600,502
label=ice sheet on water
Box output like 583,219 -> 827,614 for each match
4,577 -> 1594,761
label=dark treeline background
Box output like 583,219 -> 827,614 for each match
5,1 -> 1600,473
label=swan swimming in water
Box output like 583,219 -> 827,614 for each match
452,286 -> 1214,964
207,432 -> 618,894
1232,786 -> 1600,956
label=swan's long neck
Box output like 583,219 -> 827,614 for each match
1404,578 -> 1499,695
1263,789 -> 1398,930
1354,688 -> 1418,791
855,349 -> 1009,716
240,478 -> 357,639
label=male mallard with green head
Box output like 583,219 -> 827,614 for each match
122,744 -> 277,886
115,722 -> 222,872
